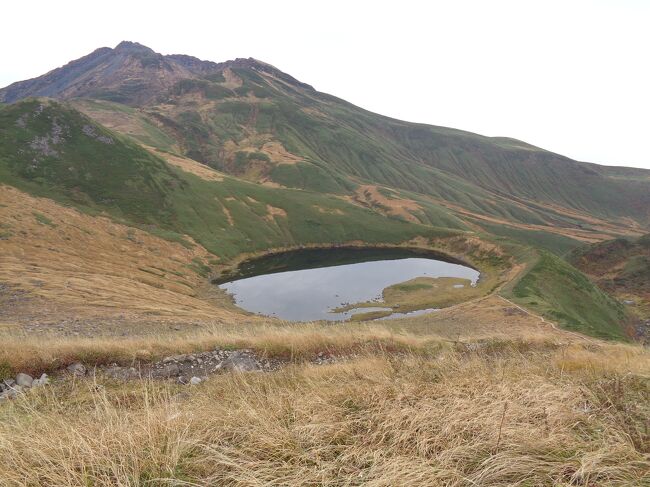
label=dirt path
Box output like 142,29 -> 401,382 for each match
496,295 -> 595,342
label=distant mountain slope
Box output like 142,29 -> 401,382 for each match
3,41 -> 649,240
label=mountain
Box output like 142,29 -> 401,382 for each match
3,42 -> 649,246
2,41 -> 650,339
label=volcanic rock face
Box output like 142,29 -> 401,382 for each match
0,41 -> 311,106
0,42 -> 212,105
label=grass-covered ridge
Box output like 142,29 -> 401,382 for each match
0,99 -> 453,260
129,61 -> 650,232
508,250 -> 630,340
0,99 -> 180,224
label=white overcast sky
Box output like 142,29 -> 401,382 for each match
2,0 -> 649,169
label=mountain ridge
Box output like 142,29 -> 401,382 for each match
3,41 -> 648,237
0,41 -> 313,105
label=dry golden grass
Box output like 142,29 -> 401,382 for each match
0,186 -> 236,320
145,146 -> 225,181
0,290 -> 586,377
0,322 -> 438,376
0,342 -> 648,486
0,291 -> 588,383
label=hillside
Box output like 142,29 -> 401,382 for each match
570,234 -> 650,326
0,98 -> 444,261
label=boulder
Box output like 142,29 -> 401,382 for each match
189,376 -> 202,385
67,362 -> 87,376
221,351 -> 261,373
31,373 -> 49,387
15,373 -> 33,387
162,354 -> 195,364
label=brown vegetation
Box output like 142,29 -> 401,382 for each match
0,186 -> 232,320
0,340 -> 647,486
146,146 -> 224,181
350,185 -> 423,223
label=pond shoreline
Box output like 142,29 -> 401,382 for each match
215,248 -> 481,322
212,244 -> 478,285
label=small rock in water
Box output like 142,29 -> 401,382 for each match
15,373 -> 33,387
67,362 -> 87,376
189,376 -> 202,385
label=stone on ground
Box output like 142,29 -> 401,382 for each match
15,373 -> 33,387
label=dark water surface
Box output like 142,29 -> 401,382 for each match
216,248 -> 479,321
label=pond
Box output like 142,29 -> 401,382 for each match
215,247 -> 479,321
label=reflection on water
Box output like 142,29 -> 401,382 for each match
217,248 -> 479,322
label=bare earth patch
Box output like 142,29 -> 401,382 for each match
146,146 -> 224,181
350,185 -> 423,223
221,67 -> 243,89
265,204 -> 288,222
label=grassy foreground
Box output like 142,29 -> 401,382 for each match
0,339 -> 648,486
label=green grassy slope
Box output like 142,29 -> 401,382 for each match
568,234 -> 650,320
0,99 -> 180,225
0,99 -> 452,259
70,86 -> 644,261
507,250 -> 629,340
130,65 -> 650,229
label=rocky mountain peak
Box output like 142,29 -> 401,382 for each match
0,42 -> 313,105
114,40 -> 154,53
